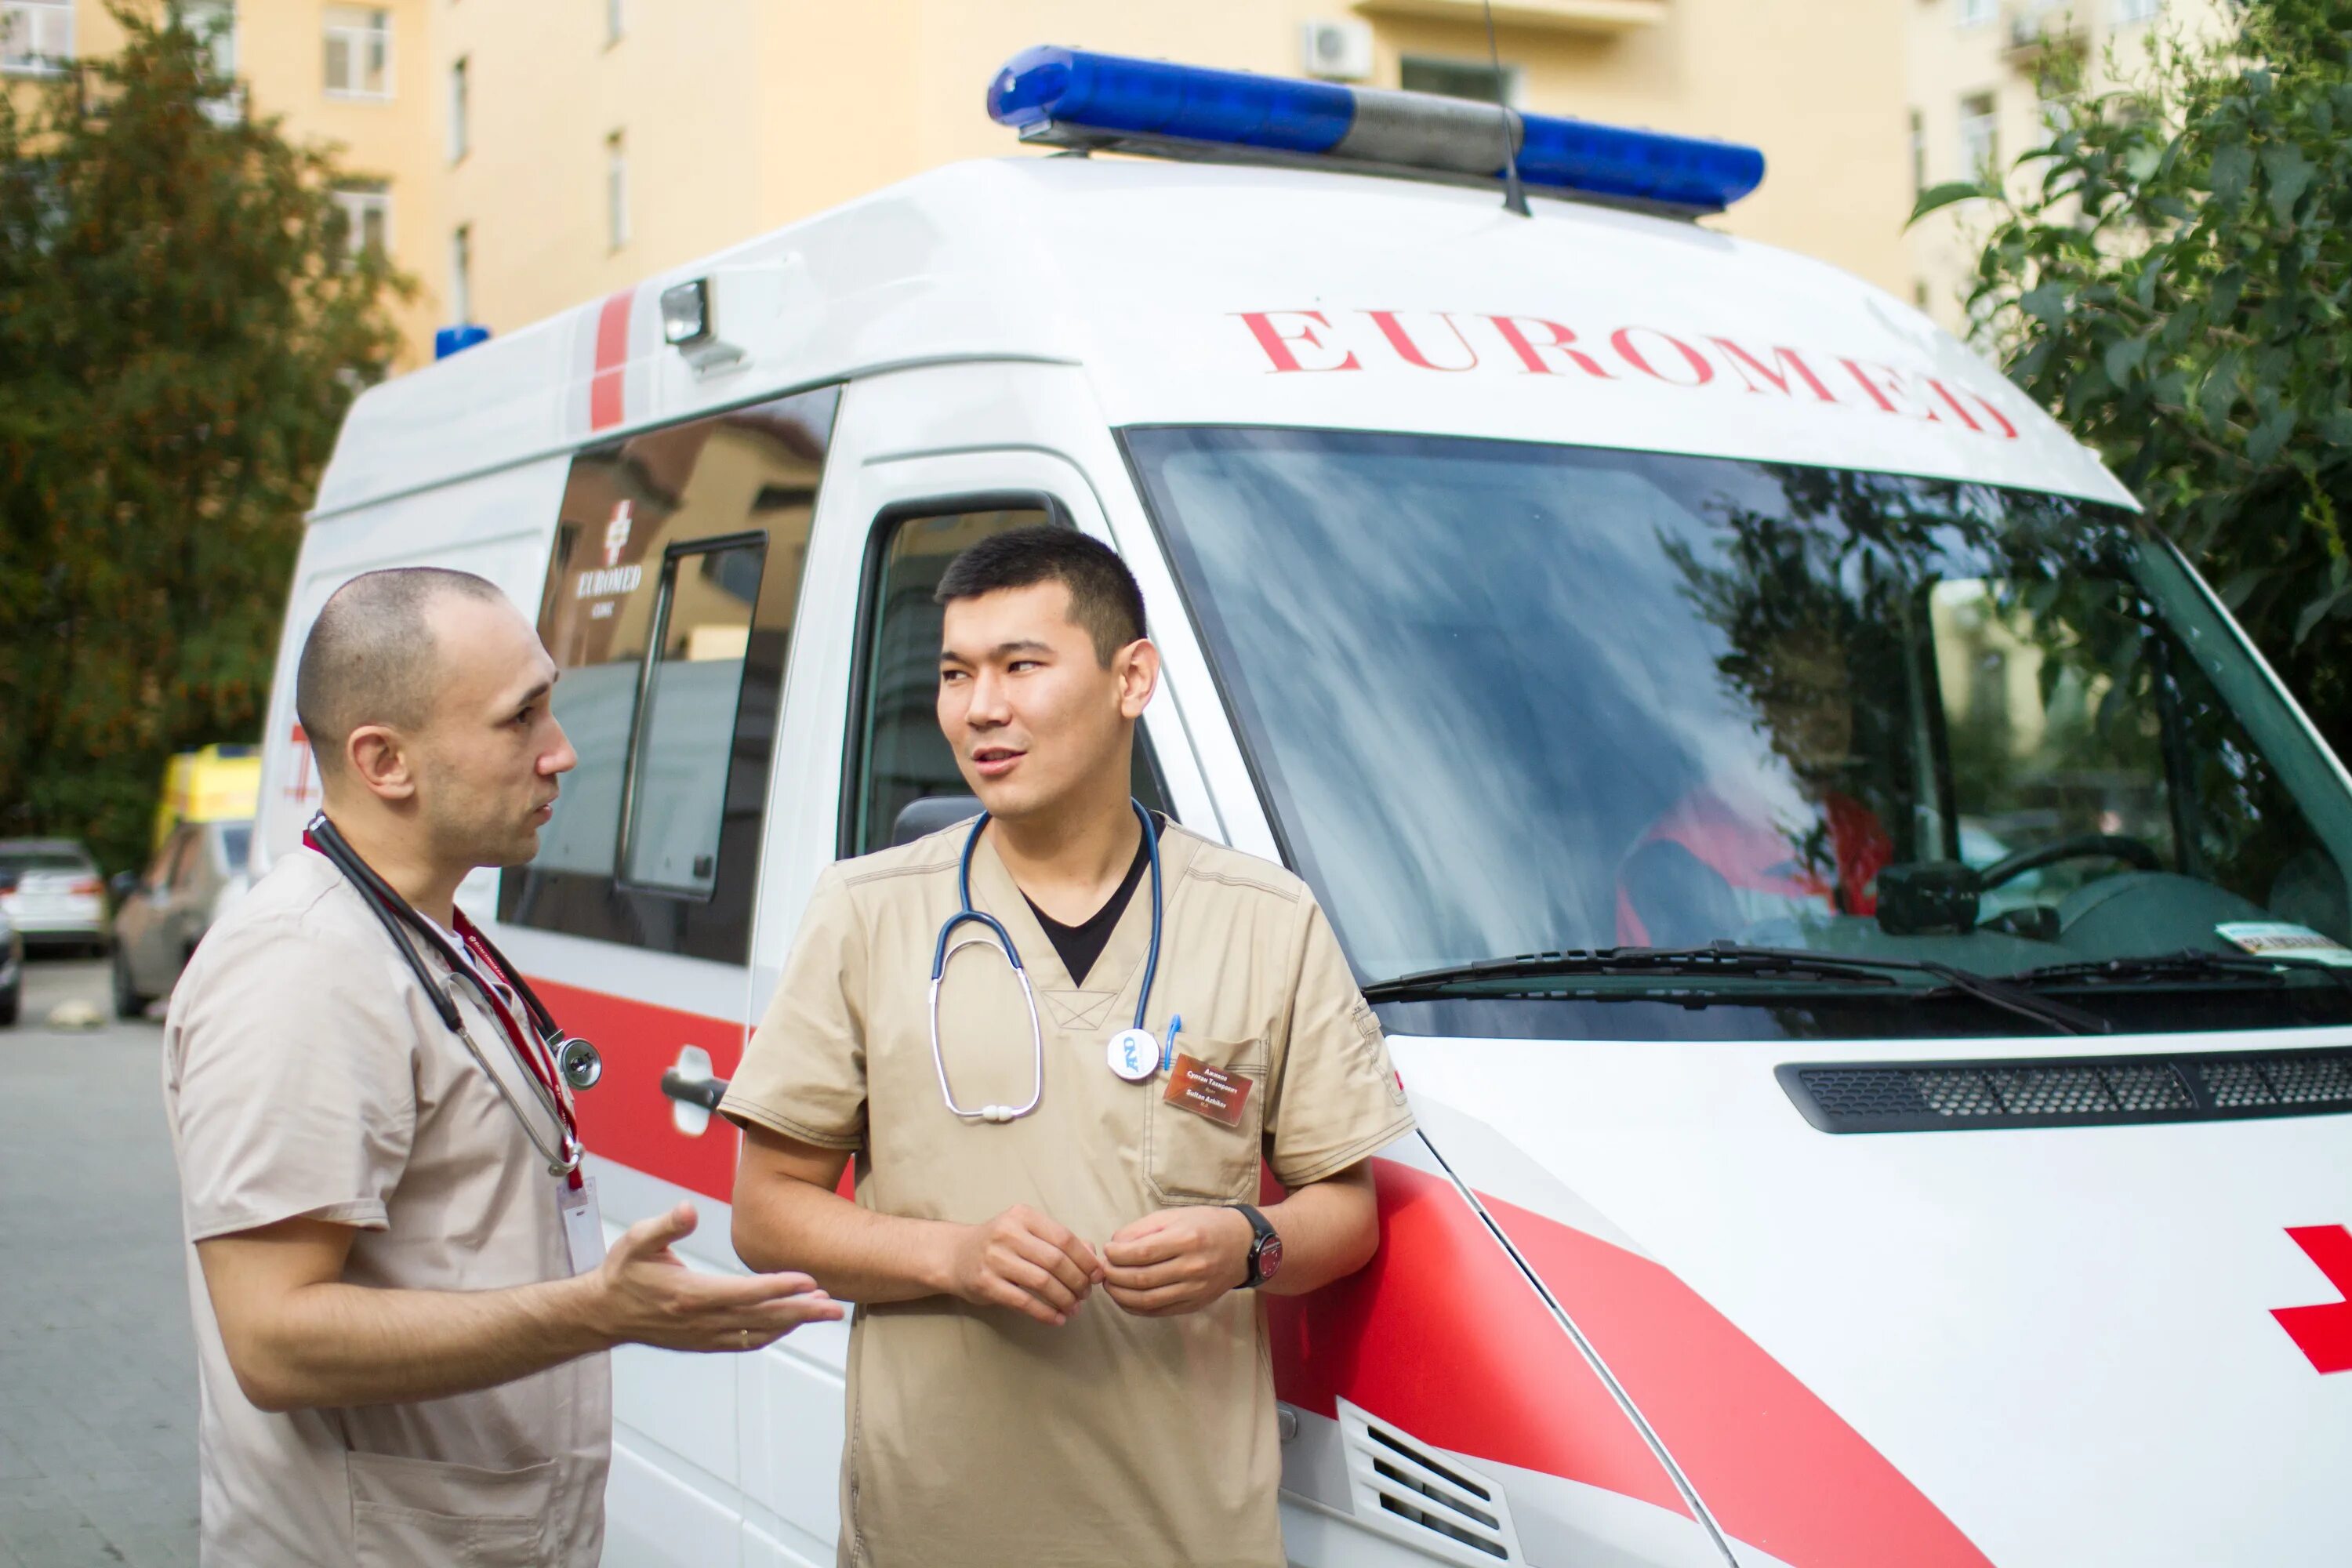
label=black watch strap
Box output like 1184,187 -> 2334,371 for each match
1232,1203 -> 1279,1290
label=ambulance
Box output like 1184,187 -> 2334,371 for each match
250,47 -> 2352,1568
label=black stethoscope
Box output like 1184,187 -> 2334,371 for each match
305,811 -> 601,1180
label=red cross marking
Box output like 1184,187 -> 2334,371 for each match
2270,1225 -> 2352,1374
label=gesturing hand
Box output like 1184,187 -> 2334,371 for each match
945,1205 -> 1106,1327
1102,1207 -> 1254,1318
593,1202 -> 842,1353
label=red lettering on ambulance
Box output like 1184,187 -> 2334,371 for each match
1488,316 -> 1615,379
1611,327 -> 1716,387
1365,310 -> 1479,372
1235,310 -> 1361,373
1921,377 -> 1985,432
1840,359 -> 1943,422
1962,386 -> 2020,439
1709,338 -> 1838,402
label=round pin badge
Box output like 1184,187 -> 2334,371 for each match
1106,1028 -> 1160,1083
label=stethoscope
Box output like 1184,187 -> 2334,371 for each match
304,812 -> 601,1180
929,798 -> 1163,1124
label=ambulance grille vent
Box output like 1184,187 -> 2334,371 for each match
1336,1399 -> 1522,1563
1777,1045 -> 2352,1133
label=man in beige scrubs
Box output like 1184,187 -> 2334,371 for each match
165,568 -> 840,1566
727,528 -> 1415,1568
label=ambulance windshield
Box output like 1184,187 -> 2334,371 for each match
1128,426 -> 2352,1028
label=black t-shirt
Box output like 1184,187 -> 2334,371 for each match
1022,815 -> 1164,987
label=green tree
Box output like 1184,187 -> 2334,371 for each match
1,3 -> 408,874
1915,0 -> 2352,759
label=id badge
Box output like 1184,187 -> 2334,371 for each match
558,1172 -> 606,1274
1162,1052 -> 1254,1128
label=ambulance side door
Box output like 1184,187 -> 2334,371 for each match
481,385 -> 841,1568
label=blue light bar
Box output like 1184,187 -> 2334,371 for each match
986,45 -> 1764,215
434,324 -> 491,359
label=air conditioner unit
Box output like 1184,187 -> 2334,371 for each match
1299,19 -> 1374,82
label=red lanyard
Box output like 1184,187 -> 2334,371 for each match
302,827 -> 583,1187
450,909 -> 583,1182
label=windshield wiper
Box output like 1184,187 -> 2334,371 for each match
2012,948 -> 2352,995
1363,944 -> 2110,1035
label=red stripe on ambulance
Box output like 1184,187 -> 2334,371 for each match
532,976 -> 742,1203
588,289 -> 634,431
1482,1192 -> 1996,1568
1267,1162 -> 1697,1520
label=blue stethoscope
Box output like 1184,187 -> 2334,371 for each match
928,799 -> 1164,1123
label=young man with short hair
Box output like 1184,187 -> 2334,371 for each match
725,528 -> 1415,1568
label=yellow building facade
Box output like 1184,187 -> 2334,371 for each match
1901,0 -> 2228,332
4,0 -> 443,359
17,2 -> 1918,368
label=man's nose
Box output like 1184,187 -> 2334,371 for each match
543,718 -> 579,776
964,667 -> 1012,725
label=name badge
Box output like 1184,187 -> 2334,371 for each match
1162,1052 -> 1253,1128
558,1171 -> 606,1275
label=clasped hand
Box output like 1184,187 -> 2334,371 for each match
946,1203 -> 1250,1323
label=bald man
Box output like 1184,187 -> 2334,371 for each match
162,568 -> 840,1567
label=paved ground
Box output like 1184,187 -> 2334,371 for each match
0,956 -> 198,1568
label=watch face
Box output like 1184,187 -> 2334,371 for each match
1256,1232 -> 1283,1283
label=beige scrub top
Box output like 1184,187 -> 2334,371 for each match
722,822 -> 1416,1568
162,847 -> 611,1568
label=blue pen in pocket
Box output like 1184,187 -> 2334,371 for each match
1163,1014 -> 1182,1073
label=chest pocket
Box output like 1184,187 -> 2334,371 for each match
1143,1036 -> 1267,1206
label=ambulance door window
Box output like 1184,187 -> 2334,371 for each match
503,385 -> 837,962
842,498 -> 1167,858
617,533 -> 765,897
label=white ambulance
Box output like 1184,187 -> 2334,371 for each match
252,46 -> 2352,1568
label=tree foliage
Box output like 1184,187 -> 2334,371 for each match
0,4 -> 408,873
1915,0 -> 2352,760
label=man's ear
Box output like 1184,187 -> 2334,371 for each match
1116,639 -> 1160,720
345,724 -> 419,804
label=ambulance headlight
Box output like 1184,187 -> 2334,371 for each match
660,280 -> 711,347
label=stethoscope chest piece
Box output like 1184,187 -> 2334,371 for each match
1106,1028 -> 1160,1083
557,1037 -> 603,1091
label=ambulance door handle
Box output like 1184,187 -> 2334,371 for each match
659,1045 -> 727,1136
659,1069 -> 728,1112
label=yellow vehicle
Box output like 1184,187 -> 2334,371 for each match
152,744 -> 262,854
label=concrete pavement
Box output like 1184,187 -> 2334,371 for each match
0,957 -> 198,1568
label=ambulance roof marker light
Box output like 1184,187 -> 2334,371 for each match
985,45 -> 1764,217
434,324 -> 490,360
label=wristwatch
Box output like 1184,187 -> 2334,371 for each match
1231,1204 -> 1283,1290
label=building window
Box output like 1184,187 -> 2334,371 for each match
447,56 -> 467,161
1399,54 -> 1518,107
605,131 -> 629,251
182,0 -> 236,77
1959,92 -> 1999,176
1,0 -> 75,76
449,223 -> 472,323
1957,0 -> 1997,27
2114,0 -> 2161,21
332,181 -> 391,258
1909,108 -> 1926,198
322,5 -> 391,99
606,0 -> 623,44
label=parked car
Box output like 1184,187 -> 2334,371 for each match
0,838 -> 111,955
0,903 -> 20,1025
112,818 -> 252,1019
